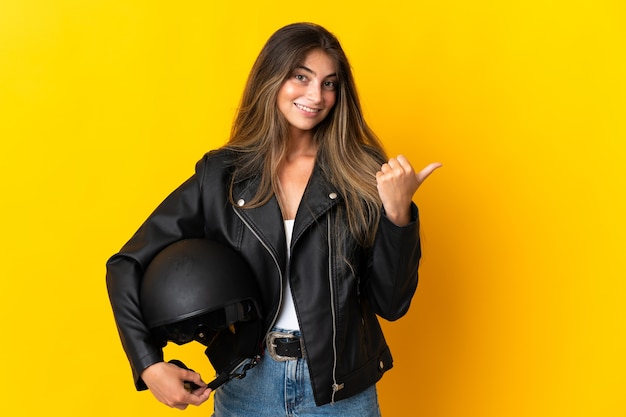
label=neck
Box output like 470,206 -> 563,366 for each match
285,131 -> 317,161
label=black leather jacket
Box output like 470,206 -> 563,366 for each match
106,149 -> 421,406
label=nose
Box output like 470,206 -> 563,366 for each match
306,83 -> 322,104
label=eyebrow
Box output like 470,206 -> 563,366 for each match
296,65 -> 337,79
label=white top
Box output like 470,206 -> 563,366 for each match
273,219 -> 300,330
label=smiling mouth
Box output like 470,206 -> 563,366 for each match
295,103 -> 321,113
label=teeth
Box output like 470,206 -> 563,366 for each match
295,103 -> 319,113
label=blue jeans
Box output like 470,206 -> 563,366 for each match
212,330 -> 382,417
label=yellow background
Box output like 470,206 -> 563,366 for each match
1,0 -> 624,415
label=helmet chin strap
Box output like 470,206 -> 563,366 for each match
168,357 -> 259,392
202,323 -> 262,390
204,355 -> 259,390
206,368 -> 231,390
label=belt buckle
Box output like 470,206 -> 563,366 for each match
266,331 -> 302,362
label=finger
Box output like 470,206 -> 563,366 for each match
394,154 -> 414,172
186,388 -> 212,406
191,385 -> 212,396
379,162 -> 391,174
386,157 -> 400,169
183,370 -> 207,388
381,159 -> 404,178
415,162 -> 443,184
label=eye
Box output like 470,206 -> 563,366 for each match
294,74 -> 307,82
323,80 -> 337,90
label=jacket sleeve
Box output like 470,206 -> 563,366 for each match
364,203 -> 421,321
105,159 -> 208,390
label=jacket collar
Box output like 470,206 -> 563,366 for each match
291,163 -> 343,244
232,163 -> 343,262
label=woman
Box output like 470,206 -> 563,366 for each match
106,22 -> 440,416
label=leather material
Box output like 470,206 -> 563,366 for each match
106,149 -> 421,406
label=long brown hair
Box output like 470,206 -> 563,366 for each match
225,22 -> 387,247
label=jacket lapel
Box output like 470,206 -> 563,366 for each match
232,176 -> 287,270
292,164 -> 343,246
231,163 -> 343,261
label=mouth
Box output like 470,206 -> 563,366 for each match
294,103 -> 321,114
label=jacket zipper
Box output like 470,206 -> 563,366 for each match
328,215 -> 343,403
235,206 -> 342,404
233,207 -> 284,334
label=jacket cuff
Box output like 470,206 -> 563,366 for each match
381,202 -> 419,229
133,353 -> 164,391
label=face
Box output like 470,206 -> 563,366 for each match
277,49 -> 338,137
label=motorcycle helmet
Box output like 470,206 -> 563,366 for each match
140,238 -> 264,390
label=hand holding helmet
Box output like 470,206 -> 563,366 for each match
140,239 -> 265,408
141,360 -> 210,409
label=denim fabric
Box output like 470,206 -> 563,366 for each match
212,329 -> 382,417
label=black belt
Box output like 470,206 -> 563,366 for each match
266,331 -> 304,361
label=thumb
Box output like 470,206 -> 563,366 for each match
416,162 -> 442,185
